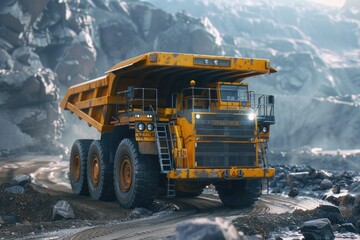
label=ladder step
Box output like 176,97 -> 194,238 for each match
167,179 -> 176,197
155,122 -> 175,173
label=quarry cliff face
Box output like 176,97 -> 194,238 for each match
0,0 -> 221,153
0,0 -> 359,153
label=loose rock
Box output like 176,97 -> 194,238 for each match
338,223 -> 357,233
175,217 -> 240,240
316,170 -> 333,180
332,185 -> 340,194
320,179 -> 333,190
52,200 -> 75,220
300,218 -> 334,240
9,175 -> 31,187
288,188 -> 299,197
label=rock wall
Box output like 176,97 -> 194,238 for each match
0,0 -> 222,153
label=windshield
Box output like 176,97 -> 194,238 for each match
220,85 -> 248,102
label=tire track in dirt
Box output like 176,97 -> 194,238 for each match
1,155 -> 325,240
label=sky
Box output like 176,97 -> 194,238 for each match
312,0 -> 346,7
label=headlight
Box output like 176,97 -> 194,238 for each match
262,126 -> 269,133
248,114 -> 255,121
137,123 -> 145,131
195,114 -> 201,120
146,123 -> 154,131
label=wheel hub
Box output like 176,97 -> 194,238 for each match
91,155 -> 100,186
72,153 -> 81,181
120,157 -> 132,192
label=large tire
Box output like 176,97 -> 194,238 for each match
87,140 -> 115,201
69,139 -> 92,195
113,138 -> 159,209
217,180 -> 261,208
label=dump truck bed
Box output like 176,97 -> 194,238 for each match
61,52 -> 276,133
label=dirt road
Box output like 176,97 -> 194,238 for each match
0,154 -> 324,239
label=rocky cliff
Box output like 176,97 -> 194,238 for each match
0,0 -> 221,154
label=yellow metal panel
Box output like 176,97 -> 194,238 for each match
66,102 -> 113,132
74,96 -> 119,109
146,52 -> 271,72
106,52 -> 275,76
106,54 -> 147,73
167,167 -> 275,179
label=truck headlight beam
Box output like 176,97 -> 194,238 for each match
195,114 -> 201,120
248,114 -> 255,121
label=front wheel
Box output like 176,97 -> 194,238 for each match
113,138 -> 159,209
217,180 -> 262,208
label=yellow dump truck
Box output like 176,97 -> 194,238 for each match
61,52 -> 277,208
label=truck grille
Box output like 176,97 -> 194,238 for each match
194,114 -> 256,167
195,114 -> 255,141
195,142 -> 256,167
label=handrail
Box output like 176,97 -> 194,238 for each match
116,87 -> 158,116
179,86 -> 274,116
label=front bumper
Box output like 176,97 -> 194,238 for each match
167,167 -> 275,180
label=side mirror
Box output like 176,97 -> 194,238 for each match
268,95 -> 275,105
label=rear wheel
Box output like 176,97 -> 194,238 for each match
69,139 -> 92,195
217,179 -> 261,208
87,140 -> 115,201
113,138 -> 159,209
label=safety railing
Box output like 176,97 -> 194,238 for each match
256,94 -> 275,117
116,87 -> 158,115
176,87 -> 274,117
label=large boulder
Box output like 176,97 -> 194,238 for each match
300,218 -> 335,240
317,205 -> 342,224
54,31 -> 96,86
175,217 -> 240,240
